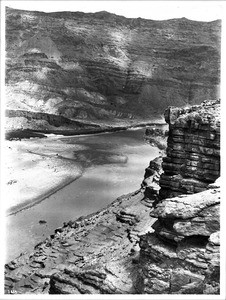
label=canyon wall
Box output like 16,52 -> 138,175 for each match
5,109 -> 100,132
4,100 -> 221,295
137,100 -> 221,294
5,7 -> 221,129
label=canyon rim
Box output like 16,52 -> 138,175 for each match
1,1 -> 223,298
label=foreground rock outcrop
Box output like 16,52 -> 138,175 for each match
4,154 -> 164,294
159,99 -> 220,198
4,100 -> 221,294
137,99 -> 220,294
4,189 -> 156,294
138,180 -> 220,294
5,7 -> 221,130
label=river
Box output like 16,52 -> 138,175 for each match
6,128 -> 161,262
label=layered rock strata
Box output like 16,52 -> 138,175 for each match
5,158 -> 220,295
137,100 -> 221,294
138,179 -> 220,294
5,156 -> 163,294
141,156 -> 163,202
4,190 -> 154,294
5,109 -> 101,132
159,99 -> 220,198
5,7 -> 221,129
4,100 -> 221,295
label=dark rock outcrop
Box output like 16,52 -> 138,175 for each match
142,156 -> 163,202
144,125 -> 168,150
137,180 -> 220,294
137,100 -> 220,294
4,189 -> 157,294
159,100 -> 220,198
5,7 -> 221,130
4,101 -> 221,295
5,109 -> 100,129
4,155 -> 163,294
5,108 -> 102,136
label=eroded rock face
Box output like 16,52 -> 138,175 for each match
4,156 -> 163,295
137,100 -> 221,294
138,181 -> 220,294
5,7 -> 221,129
142,156 -> 163,202
5,109 -> 99,130
4,190 -> 158,294
159,100 -> 220,198
4,97 -> 221,294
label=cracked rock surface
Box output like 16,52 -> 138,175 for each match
159,100 -> 220,198
5,188 -> 158,294
137,100 -> 220,294
138,183 -> 220,294
4,100 -> 221,295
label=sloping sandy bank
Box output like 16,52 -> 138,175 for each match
3,137 -> 84,215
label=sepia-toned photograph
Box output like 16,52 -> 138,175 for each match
0,0 -> 224,298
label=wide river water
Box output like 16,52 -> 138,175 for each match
6,128 -> 160,262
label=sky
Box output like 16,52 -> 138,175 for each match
2,1 -> 225,22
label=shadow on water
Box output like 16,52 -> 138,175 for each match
61,129 -> 144,167
6,128 -> 161,262
72,149 -> 128,167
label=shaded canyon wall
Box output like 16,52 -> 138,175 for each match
138,100 -> 221,294
5,7 -> 221,129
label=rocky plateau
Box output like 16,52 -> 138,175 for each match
5,7 -> 221,132
4,100 -> 221,295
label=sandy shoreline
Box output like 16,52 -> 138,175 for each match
6,176 -> 80,216
3,137 -> 84,216
3,124 -> 166,216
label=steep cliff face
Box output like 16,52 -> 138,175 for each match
137,100 -> 221,294
5,7 -> 221,129
4,101 -> 221,295
159,99 -> 220,198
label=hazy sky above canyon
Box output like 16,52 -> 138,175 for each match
3,1 -> 225,21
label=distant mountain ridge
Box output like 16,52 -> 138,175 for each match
5,7 -> 221,130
